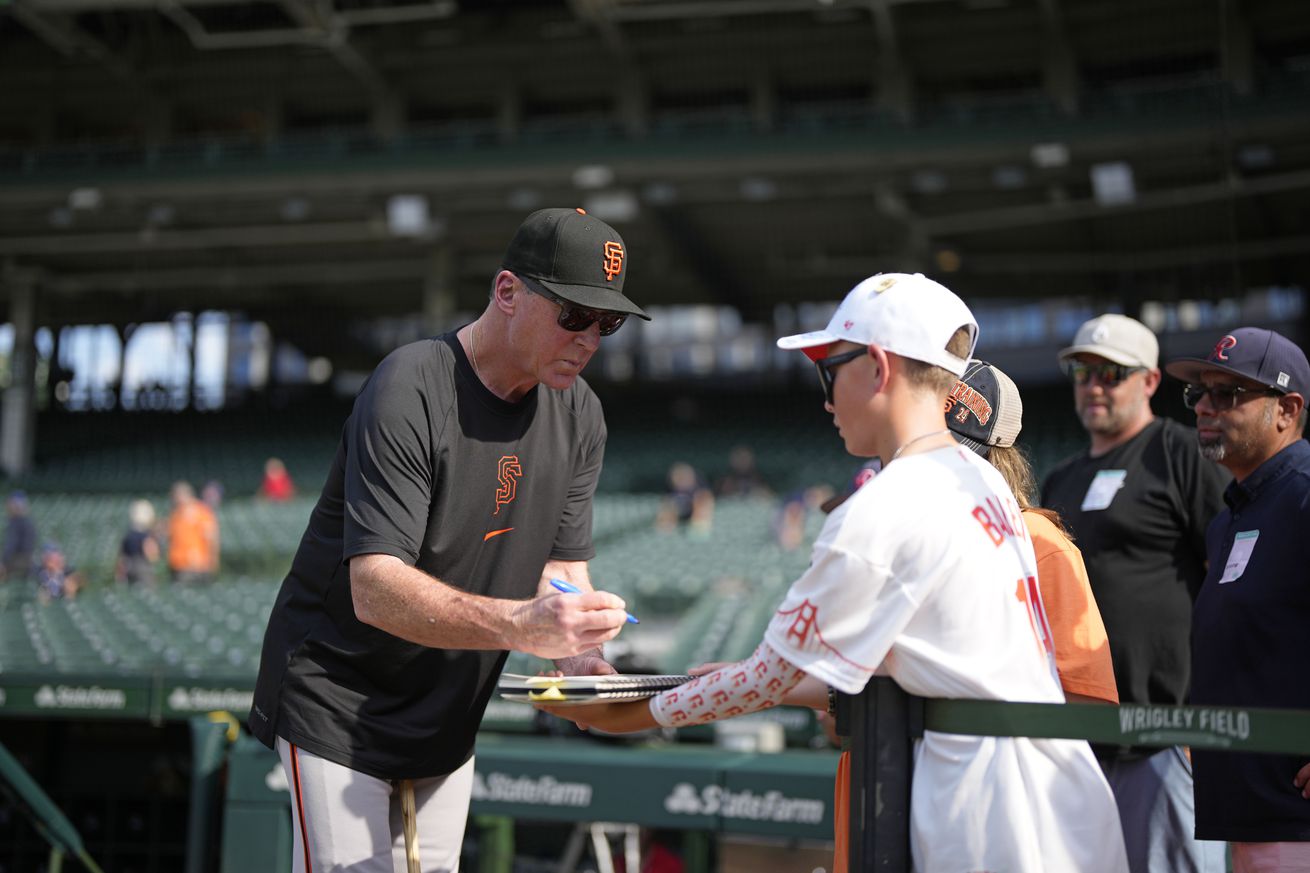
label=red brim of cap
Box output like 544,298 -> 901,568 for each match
802,344 -> 833,362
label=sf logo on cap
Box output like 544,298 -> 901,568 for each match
1211,335 -> 1238,362
602,241 -> 624,281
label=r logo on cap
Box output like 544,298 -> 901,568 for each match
1211,335 -> 1238,362
602,241 -> 624,281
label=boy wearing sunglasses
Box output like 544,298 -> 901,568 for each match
536,273 -> 1127,872
249,207 -> 648,873
1041,313 -> 1230,873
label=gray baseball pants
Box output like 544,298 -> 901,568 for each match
276,737 -> 475,873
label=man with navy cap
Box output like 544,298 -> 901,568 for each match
1166,327 -> 1310,872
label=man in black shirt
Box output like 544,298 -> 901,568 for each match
250,207 -> 649,872
1041,314 -> 1230,873
1166,327 -> 1310,871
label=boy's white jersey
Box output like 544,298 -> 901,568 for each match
764,445 -> 1127,873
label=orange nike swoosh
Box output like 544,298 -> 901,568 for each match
483,527 -> 514,542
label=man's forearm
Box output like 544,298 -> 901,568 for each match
351,554 -> 628,660
351,554 -> 516,650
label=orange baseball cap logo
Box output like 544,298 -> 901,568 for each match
602,241 -> 624,281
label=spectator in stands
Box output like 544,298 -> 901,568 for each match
654,461 -> 714,535
1,490 -> 37,584
167,481 -> 219,585
1041,314 -> 1229,873
539,273 -> 1127,873
258,457 -> 296,501
248,207 -> 643,873
1164,328 -> 1310,870
116,499 -> 161,587
201,479 -> 224,510
35,541 -> 83,604
714,444 -> 771,498
772,483 -> 837,551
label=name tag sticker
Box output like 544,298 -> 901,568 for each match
1219,530 -> 1259,584
1081,469 -> 1128,512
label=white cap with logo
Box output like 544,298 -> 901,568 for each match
775,273 -> 979,378
1058,313 -> 1159,369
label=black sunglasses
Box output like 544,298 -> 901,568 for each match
815,346 -> 870,405
1063,361 -> 1144,386
520,277 -> 628,337
1182,383 -> 1280,411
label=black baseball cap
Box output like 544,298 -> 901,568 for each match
945,359 -> 1024,458
1164,327 -> 1309,396
501,207 -> 650,320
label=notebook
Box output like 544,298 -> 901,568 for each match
497,673 -> 691,705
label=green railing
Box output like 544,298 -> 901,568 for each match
847,679 -> 1310,871
924,698 -> 1310,755
0,741 -> 105,873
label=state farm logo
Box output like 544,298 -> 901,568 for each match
472,772 -> 592,807
663,783 -> 824,823
166,686 -> 253,712
34,684 -> 127,710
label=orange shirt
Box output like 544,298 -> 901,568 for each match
168,501 -> 218,573
1024,510 -> 1118,705
831,509 -> 1117,872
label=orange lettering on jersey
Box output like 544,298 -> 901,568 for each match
494,455 -> 523,516
1016,575 -> 1055,657
972,506 -> 1004,546
602,241 -> 624,281
985,498 -> 1012,537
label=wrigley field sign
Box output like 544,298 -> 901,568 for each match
923,699 -> 1310,755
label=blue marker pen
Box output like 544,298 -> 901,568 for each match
550,578 -> 639,624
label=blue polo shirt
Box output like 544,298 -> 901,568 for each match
1191,438 -> 1310,842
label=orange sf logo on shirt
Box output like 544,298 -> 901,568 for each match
494,455 -> 522,516
602,241 -> 624,281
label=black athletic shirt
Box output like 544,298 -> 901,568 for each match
1041,418 -> 1230,714
1192,439 -> 1310,841
249,331 -> 606,779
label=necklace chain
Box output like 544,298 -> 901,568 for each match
890,429 -> 951,462
469,323 -> 481,376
